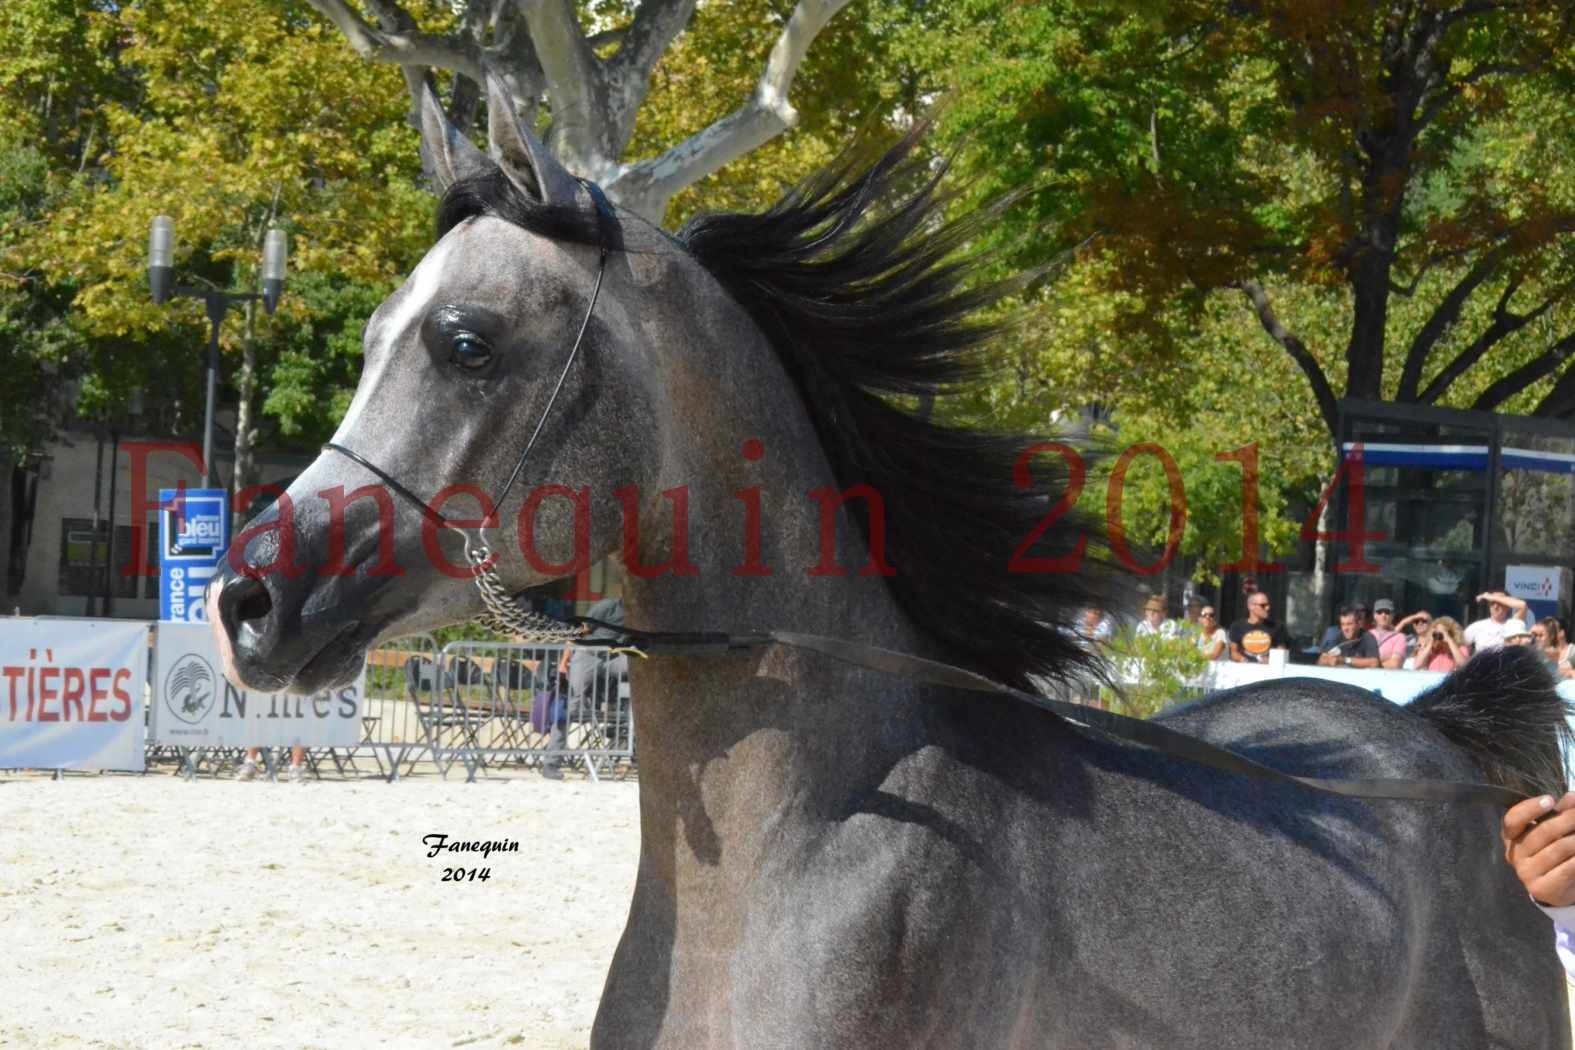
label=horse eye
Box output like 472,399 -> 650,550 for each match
450,335 -> 493,371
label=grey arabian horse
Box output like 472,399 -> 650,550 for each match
210,78 -> 1571,1048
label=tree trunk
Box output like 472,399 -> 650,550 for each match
1312,484 -> 1333,632
0,454 -> 13,607
1344,199 -> 1402,402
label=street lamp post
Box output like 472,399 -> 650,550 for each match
147,217 -> 287,487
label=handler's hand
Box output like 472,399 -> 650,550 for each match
1503,792 -> 1575,907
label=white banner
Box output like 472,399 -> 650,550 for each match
150,623 -> 365,747
0,618 -> 148,771
1201,660 -> 1575,706
1507,564 -> 1567,603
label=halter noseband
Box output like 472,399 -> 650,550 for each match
321,177 -> 617,642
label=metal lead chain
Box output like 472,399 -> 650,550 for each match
463,534 -> 589,644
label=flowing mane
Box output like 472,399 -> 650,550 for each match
436,130 -> 1116,692
678,130 -> 1114,692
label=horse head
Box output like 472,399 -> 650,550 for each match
209,75 -> 684,693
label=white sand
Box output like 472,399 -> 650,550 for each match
0,775 -> 640,1050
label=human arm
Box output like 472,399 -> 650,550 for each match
1503,793 -> 1575,908
1346,634 -> 1380,669
1201,630 -> 1225,661
1226,624 -> 1246,662
1478,591 -> 1529,616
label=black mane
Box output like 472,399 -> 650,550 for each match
679,129 -> 1115,691
436,133 -> 1117,692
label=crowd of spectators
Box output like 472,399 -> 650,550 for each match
1078,586 -> 1575,679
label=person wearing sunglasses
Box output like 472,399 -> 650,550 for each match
1389,608 -> 1433,669
1366,599 -> 1411,668
1229,592 -> 1289,664
1195,606 -> 1228,661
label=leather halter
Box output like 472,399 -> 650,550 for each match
315,178 -> 1526,810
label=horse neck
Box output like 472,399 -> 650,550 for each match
616,332 -> 939,874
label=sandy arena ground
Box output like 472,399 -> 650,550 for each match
0,774 -> 640,1050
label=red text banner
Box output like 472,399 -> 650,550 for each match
0,618 -> 148,771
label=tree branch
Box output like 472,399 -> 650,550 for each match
608,0 -> 853,220
1475,328 -> 1575,412
303,0 -> 482,81
1420,284 -> 1556,403
1236,280 -> 1341,441
516,0 -> 606,173
1396,250 -> 1502,400
605,0 -> 696,146
1532,349 -> 1575,418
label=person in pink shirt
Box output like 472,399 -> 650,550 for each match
1368,599 -> 1410,668
1409,615 -> 1466,671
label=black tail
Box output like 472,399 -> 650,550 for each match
1410,646 -> 1573,797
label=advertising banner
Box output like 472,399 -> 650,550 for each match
1506,564 -> 1571,625
0,618 -> 148,771
150,622 -> 364,747
1203,660 -> 1575,706
159,487 -> 230,623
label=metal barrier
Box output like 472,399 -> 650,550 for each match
138,634 -> 635,783
416,639 -> 634,783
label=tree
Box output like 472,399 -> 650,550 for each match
7,0 -> 436,498
923,0 -> 1575,443
302,0 -> 871,222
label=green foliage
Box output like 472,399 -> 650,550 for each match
1100,626 -> 1208,719
632,0 -> 941,225
0,0 -> 444,471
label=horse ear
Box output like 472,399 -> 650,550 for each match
419,81 -> 495,193
484,71 -> 580,209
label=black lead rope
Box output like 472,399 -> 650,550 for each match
572,617 -> 1525,808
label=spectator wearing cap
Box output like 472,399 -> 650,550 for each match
1368,599 -> 1410,669
1135,596 -> 1180,640
1464,590 -> 1533,654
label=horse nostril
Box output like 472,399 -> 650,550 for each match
220,575 -> 275,637
236,585 -> 273,625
